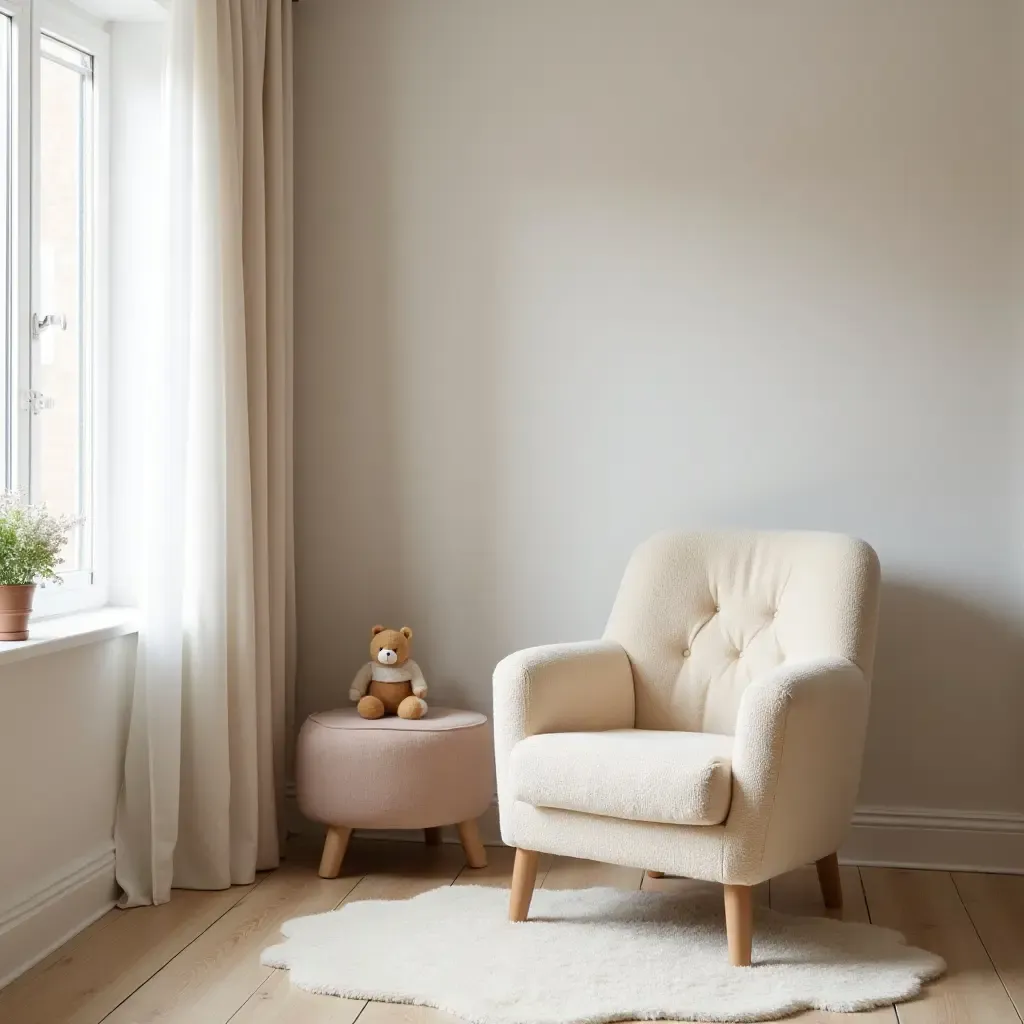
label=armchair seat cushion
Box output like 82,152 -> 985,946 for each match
509,729 -> 734,827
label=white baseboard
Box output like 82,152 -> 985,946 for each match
842,806 -> 1024,875
0,844 -> 118,990
286,783 -> 1024,875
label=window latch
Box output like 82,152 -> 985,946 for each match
31,312 -> 67,338
21,389 -> 55,414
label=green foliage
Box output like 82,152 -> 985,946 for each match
0,493 -> 78,586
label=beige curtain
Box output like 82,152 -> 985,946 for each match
115,0 -> 295,904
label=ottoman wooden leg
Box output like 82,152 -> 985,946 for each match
424,827 -> 443,846
319,826 -> 352,879
456,818 -> 487,868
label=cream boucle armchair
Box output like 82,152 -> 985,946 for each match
493,530 -> 880,966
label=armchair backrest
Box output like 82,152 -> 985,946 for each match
603,530 -> 881,734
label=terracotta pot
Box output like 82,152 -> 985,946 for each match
0,584 -> 36,640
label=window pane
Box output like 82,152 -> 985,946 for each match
35,38 -> 91,571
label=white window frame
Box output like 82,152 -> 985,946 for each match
0,0 -> 109,618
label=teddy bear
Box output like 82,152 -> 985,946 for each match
349,625 -> 428,720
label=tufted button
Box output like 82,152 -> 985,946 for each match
714,605 -> 720,613
682,648 -> 690,658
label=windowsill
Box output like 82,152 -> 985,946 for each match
0,606 -> 139,666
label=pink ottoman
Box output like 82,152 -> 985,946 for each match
296,706 -> 493,877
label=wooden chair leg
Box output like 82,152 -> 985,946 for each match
647,870 -> 665,879
318,825 -> 352,879
816,852 -> 843,910
424,827 -> 443,846
724,884 -> 753,967
456,819 -> 488,868
509,848 -> 539,921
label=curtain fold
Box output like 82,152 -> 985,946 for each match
114,0 -> 295,906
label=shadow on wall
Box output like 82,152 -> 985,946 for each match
292,1 -> 400,723
861,579 -> 1024,813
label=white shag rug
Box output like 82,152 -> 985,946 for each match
261,885 -> 945,1024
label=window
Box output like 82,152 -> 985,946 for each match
0,0 -> 108,615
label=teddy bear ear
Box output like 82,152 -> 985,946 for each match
400,626 -> 412,640
371,624 -> 386,637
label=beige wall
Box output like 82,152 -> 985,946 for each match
293,1 -> 1024,818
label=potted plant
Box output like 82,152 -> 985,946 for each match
0,493 -> 78,640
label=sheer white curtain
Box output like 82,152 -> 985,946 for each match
114,0 -> 295,906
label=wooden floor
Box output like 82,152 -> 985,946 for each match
1,837 -> 1022,1024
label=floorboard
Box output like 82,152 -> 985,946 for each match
451,843 -> 552,888
101,860 -> 362,1024
952,871 -> 1024,1021
228,971 -> 365,1024
0,883 -> 256,1024
641,870 -> 769,907
541,856 -> 644,891
860,867 -> 1022,1024
2,840 -> 1014,1024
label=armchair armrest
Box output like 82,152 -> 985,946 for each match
724,656 -> 870,883
493,640 -> 635,841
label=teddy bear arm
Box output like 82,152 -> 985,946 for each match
349,662 -> 373,702
407,658 -> 427,698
